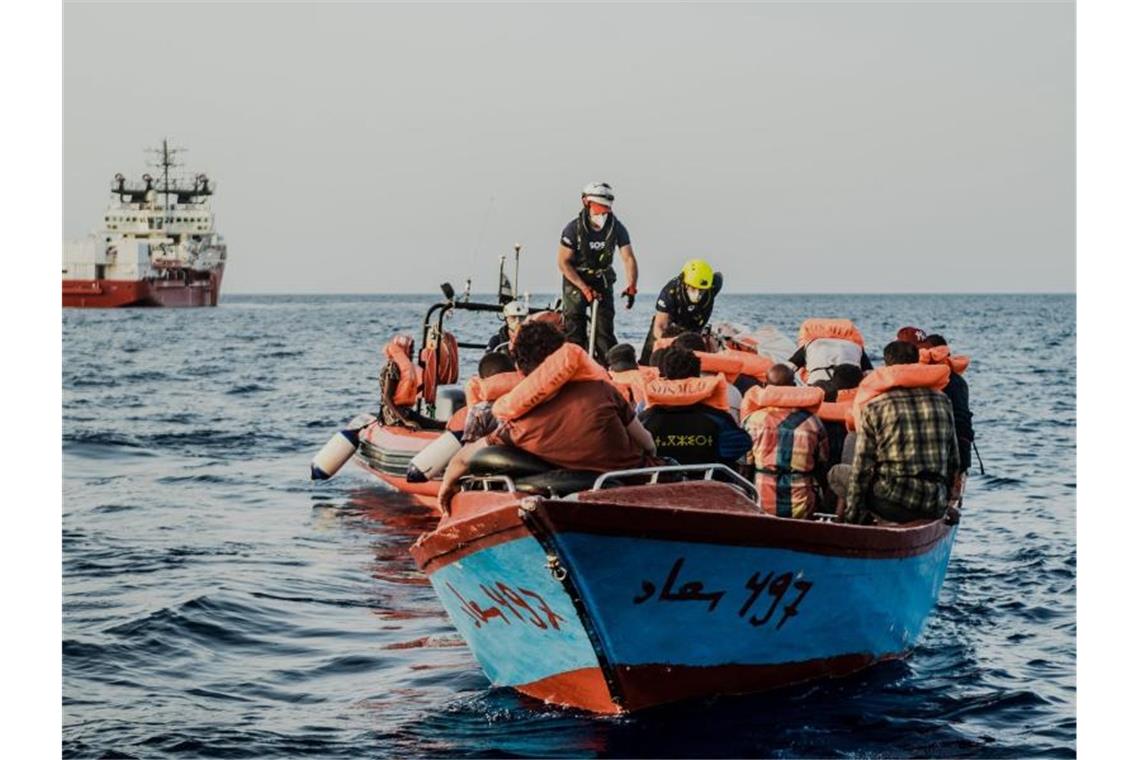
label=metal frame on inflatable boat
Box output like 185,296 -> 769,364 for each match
416,287 -> 548,417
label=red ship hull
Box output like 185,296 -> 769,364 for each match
62,268 -> 224,308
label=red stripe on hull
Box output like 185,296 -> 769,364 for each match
62,268 -> 223,308
514,667 -> 620,714
513,653 -> 902,714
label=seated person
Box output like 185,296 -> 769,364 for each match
485,300 -> 527,353
897,328 -> 975,488
814,363 -> 864,402
813,362 -> 864,508
787,318 -> 874,385
926,333 -> 974,502
461,352 -> 518,443
638,346 -> 752,467
438,322 -> 657,514
671,330 -> 711,353
671,331 -> 745,422
741,364 -> 829,519
831,340 -> 959,524
607,343 -> 648,407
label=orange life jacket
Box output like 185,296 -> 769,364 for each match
446,407 -> 469,433
492,343 -> 610,421
721,348 -> 773,382
694,351 -> 743,383
609,366 -> 657,407
383,336 -> 420,407
817,387 -> 857,424
741,385 -> 824,420
464,371 -> 525,406
796,318 -> 865,347
643,374 -> 731,412
919,345 -> 970,375
851,363 -> 951,432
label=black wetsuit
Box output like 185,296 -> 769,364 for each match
559,211 -> 631,363
639,272 -> 723,364
485,324 -> 512,353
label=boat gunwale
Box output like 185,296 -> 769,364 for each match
410,482 -> 957,575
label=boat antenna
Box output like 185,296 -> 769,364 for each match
146,138 -> 184,223
513,243 -> 521,299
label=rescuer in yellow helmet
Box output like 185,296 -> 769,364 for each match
639,259 -> 724,364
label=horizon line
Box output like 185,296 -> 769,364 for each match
219,290 -> 1077,297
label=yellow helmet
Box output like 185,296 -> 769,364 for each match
681,259 -> 715,290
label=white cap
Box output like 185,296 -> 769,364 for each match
503,301 -> 527,318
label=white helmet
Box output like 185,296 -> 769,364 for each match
581,181 -> 614,207
503,301 -> 527,318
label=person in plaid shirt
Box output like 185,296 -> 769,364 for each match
838,340 -> 959,524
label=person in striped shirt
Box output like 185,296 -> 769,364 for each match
742,364 -> 830,518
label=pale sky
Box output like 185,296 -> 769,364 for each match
63,1 -> 1074,294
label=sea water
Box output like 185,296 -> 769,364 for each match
63,293 -> 1075,758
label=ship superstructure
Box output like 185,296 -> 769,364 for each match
63,140 -> 227,307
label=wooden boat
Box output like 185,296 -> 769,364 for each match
409,460 -> 959,714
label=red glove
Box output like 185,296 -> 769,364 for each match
581,286 -> 598,304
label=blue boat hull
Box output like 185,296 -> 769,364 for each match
411,482 -> 958,713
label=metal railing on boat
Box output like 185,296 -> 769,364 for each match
592,463 -> 759,503
460,463 -> 759,504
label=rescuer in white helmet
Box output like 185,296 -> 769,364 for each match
485,300 -> 528,353
555,182 -> 640,364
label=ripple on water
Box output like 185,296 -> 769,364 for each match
63,294 -> 1075,757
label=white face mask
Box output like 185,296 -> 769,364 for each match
686,286 -> 703,304
589,213 -> 608,229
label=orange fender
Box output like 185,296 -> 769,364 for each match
492,343 -> 609,421
741,385 -> 824,419
643,375 -> 731,412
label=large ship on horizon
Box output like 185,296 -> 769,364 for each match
62,141 -> 227,308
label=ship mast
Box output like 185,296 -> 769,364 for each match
146,138 -> 184,223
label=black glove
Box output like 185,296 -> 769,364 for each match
621,285 -> 637,309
